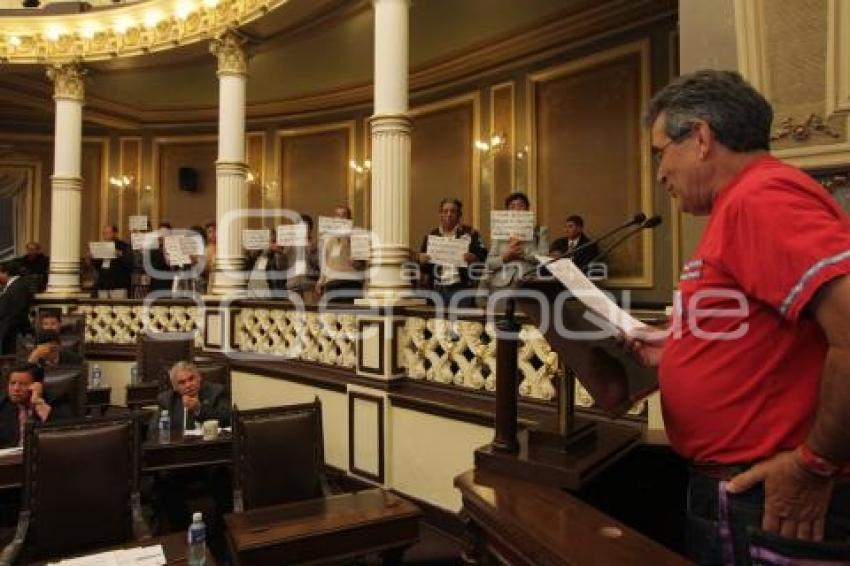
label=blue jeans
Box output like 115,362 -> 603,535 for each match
686,472 -> 850,565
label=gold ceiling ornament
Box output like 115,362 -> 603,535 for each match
771,114 -> 843,143
210,31 -> 247,76
46,62 -> 86,101
0,0 -> 285,64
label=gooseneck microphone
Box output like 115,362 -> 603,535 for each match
565,212 -> 646,259
586,214 -> 662,265
535,212 -> 648,272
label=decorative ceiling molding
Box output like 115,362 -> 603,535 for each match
0,0 -> 287,64
0,0 -> 676,129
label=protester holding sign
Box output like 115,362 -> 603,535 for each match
280,215 -> 320,302
245,229 -> 288,296
317,205 -> 366,301
484,192 -> 548,291
88,224 -> 134,298
417,198 -> 487,307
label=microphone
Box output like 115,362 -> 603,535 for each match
535,212 -> 648,271
586,214 -> 662,265
565,212 -> 646,259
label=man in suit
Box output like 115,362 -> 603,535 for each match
549,215 -> 600,272
155,361 -> 230,433
16,242 -> 49,293
0,362 -> 67,448
0,261 -> 34,355
153,361 -> 232,534
27,330 -> 83,367
90,224 -> 134,299
417,198 -> 488,307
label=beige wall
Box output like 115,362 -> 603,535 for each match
277,126 -> 352,224
410,100 -> 476,247
534,50 -> 645,281
157,141 -> 217,230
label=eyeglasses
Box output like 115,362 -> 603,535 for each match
652,138 -> 677,166
652,127 -> 697,165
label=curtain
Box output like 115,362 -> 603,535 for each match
0,166 -> 33,258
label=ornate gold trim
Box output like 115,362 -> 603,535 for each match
211,31 -> 248,77
0,0 -> 285,64
46,63 -> 85,102
771,114 -> 842,143
826,0 -> 850,115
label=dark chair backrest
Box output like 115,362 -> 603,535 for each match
194,359 -> 231,406
11,417 -> 145,561
42,364 -> 87,418
136,332 -> 194,391
233,398 -> 329,512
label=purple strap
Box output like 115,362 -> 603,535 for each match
718,480 -> 849,566
718,480 -> 736,565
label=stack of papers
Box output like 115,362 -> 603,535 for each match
534,255 -> 647,335
49,544 -> 166,565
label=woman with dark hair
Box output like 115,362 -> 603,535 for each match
483,191 -> 548,291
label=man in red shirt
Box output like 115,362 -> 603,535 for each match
629,70 -> 850,563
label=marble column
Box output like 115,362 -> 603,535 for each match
363,0 -> 416,304
210,32 -> 248,295
45,63 -> 85,296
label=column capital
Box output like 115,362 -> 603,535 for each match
46,62 -> 85,102
210,31 -> 248,77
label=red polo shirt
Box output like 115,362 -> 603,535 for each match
660,155 -> 850,464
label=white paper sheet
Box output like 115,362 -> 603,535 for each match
535,255 -> 646,335
276,224 -> 308,247
89,241 -> 116,260
131,232 -> 159,251
426,235 -> 469,267
350,231 -> 371,261
242,229 -> 270,251
128,215 -> 149,232
317,216 -> 353,236
491,210 -> 535,241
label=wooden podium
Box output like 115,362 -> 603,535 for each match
474,278 -> 657,489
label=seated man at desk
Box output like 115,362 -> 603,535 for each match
0,363 -> 66,447
152,361 -> 232,538
27,330 -> 83,367
156,361 -> 230,433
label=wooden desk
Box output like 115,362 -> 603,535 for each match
30,531 -> 216,565
0,432 -> 234,489
85,386 -> 112,415
455,469 -> 691,566
142,431 -> 233,472
225,489 -> 421,565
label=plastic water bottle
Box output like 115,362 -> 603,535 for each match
90,365 -> 103,389
187,512 -> 206,565
159,410 -> 170,443
129,365 -> 139,385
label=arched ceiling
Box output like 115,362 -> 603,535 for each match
0,0 -> 662,128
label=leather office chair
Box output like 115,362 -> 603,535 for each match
232,398 -> 330,512
0,417 -> 149,563
194,358 -> 232,408
42,364 -> 87,418
127,332 -> 194,410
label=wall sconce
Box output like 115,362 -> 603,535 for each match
109,175 -> 133,190
475,132 -> 508,154
349,159 -> 372,175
